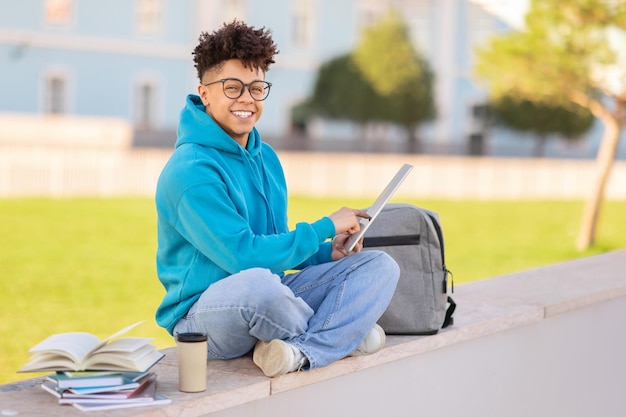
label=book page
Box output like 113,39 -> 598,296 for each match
94,337 -> 152,353
20,321 -> 151,372
71,393 -> 171,412
103,321 -> 144,343
20,354 -> 80,372
27,332 -> 101,364
83,345 -> 164,372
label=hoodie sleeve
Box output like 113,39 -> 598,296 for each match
173,182 -> 336,275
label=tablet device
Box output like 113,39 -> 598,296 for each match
343,163 -> 413,253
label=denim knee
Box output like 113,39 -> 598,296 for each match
376,250 -> 400,281
227,268 -> 295,307
359,249 -> 400,277
223,268 -> 313,330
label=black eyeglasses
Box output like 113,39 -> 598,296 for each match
202,78 -> 272,101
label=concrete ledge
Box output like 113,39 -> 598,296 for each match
2,249 -> 626,416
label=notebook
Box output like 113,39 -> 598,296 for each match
343,163 -> 413,253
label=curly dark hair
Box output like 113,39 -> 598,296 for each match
193,20 -> 279,81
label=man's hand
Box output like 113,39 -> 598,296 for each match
327,207 -> 369,260
328,207 -> 370,235
331,233 -> 363,260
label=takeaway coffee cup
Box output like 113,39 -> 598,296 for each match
176,332 -> 208,392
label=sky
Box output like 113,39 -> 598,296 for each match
471,0 -> 531,29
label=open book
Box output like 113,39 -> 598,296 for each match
19,322 -> 164,373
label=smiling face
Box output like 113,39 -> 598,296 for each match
198,59 -> 265,147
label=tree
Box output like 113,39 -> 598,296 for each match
352,9 -> 436,151
490,96 -> 594,157
298,11 -> 435,152
305,54 -> 380,124
301,52 -> 435,151
475,0 -> 626,250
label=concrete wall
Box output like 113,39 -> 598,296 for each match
207,250 -> 626,417
211,297 -> 626,417
1,145 -> 626,199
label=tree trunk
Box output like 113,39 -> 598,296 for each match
406,124 -> 421,153
576,116 -> 622,250
534,134 -> 547,157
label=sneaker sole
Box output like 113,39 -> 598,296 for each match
253,340 -> 292,377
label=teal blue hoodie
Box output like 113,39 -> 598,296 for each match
155,95 -> 336,334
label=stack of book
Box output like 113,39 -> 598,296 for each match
40,371 -> 170,411
19,322 -> 171,412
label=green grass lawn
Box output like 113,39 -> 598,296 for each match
1,197 -> 625,384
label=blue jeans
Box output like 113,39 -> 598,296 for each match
173,250 -> 399,369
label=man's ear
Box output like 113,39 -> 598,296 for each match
198,84 -> 209,106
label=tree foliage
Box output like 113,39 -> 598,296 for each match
307,54 -> 380,123
352,9 -> 436,138
300,10 -> 435,150
474,0 -> 626,249
352,10 -> 423,96
490,96 -> 594,157
476,1 -> 626,104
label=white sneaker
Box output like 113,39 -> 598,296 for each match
253,339 -> 307,377
350,324 -> 386,357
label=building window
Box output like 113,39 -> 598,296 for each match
136,0 -> 162,35
44,0 -> 73,26
135,81 -> 158,129
43,74 -> 68,115
292,0 -> 314,49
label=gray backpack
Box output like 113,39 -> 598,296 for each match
363,203 -> 455,335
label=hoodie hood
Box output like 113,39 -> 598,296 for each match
172,93 -> 276,234
175,94 -> 261,157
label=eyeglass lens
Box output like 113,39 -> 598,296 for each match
223,79 -> 270,100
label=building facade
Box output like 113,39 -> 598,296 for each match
0,0 -> 620,158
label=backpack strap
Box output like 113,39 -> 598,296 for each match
443,296 -> 456,328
